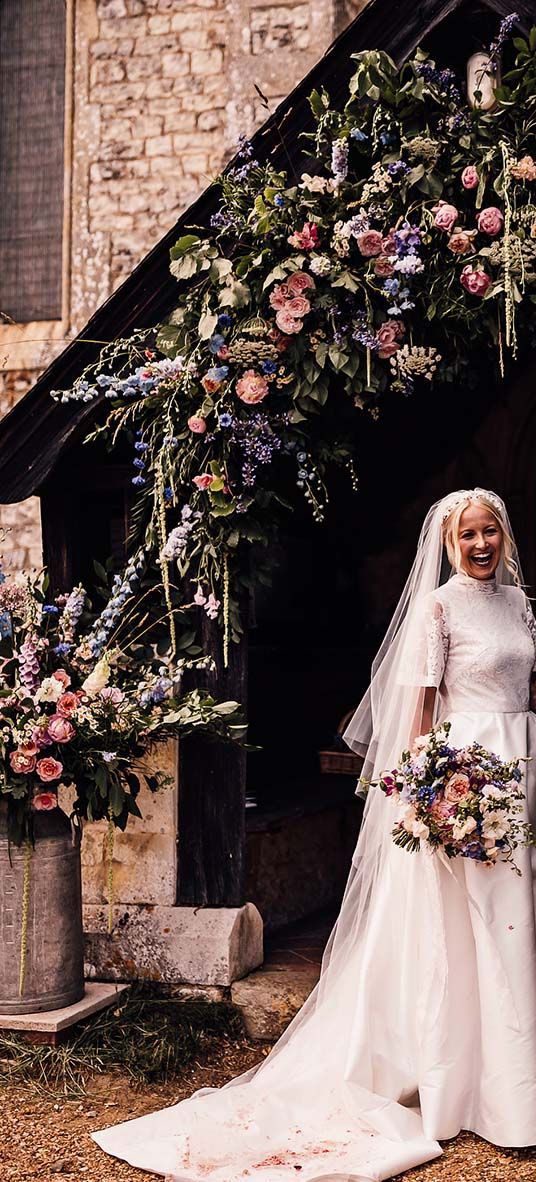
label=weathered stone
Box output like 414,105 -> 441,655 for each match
161,51 -> 191,77
84,901 -> 264,986
190,47 -> 224,75
231,965 -> 319,1040
145,133 -> 174,156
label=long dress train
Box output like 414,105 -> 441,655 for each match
93,570 -> 536,1179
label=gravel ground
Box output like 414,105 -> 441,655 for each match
1,1031 -> 535,1182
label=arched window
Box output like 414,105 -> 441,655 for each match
0,0 -> 66,323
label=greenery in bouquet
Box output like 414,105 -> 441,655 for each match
375,721 -> 534,874
51,16 -> 536,655
0,563 -> 246,847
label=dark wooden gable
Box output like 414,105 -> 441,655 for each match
0,0 -> 533,502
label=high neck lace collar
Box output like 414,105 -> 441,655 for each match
452,570 -> 498,594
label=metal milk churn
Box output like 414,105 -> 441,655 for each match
0,805 -> 84,1014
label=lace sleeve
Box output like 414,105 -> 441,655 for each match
522,593 -> 536,672
397,595 -> 449,688
422,597 -> 449,687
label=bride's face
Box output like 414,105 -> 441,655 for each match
457,502 -> 503,580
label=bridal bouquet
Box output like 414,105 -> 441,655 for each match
375,722 -> 534,874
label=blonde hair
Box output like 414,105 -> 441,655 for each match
442,494 -> 520,585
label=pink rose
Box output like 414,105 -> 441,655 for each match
187,415 -> 207,434
382,230 -> 397,254
36,756 -> 63,782
52,670 -> 71,689
235,369 -> 269,404
56,692 -> 80,717
287,271 -> 315,295
430,798 -> 457,822
432,201 -> 459,232
287,221 -> 319,251
477,206 -> 504,236
33,792 -> 58,812
275,309 -> 303,334
193,473 -> 215,490
47,715 -> 75,744
269,283 -> 292,310
444,772 -> 471,803
356,229 -> 384,257
376,320 -> 404,360
100,686 -> 125,704
461,165 -> 479,190
10,749 -> 37,774
285,296 -> 311,317
19,741 -> 38,757
374,255 -> 395,278
447,230 -> 476,255
460,265 -> 491,296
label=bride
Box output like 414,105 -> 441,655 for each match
93,487 -> 536,1180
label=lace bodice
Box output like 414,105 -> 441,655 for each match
422,572 -> 536,714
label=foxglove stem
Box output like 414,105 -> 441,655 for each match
19,842 -> 32,997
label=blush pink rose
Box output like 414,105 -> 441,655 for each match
269,283 -> 292,310
285,296 -> 311,317
374,255 -> 395,278
477,206 -> 504,236
287,271 -> 315,295
36,756 -> 63,782
444,772 -> 471,803
193,473 -> 215,490
461,165 -> 479,189
187,415 -> 207,434
235,369 -> 269,404
376,320 -> 404,359
447,230 -> 475,255
430,798 -> 457,822
432,201 -> 459,232
10,749 -> 37,774
33,791 -> 58,812
460,266 -> 491,296
52,669 -> 71,689
275,309 -> 303,334
47,715 -> 75,744
56,691 -> 80,717
356,229 -> 384,257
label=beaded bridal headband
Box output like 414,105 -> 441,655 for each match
440,488 -> 505,524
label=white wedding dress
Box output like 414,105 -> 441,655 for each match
94,570 -> 536,1179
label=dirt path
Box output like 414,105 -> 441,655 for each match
1,1031 -> 535,1181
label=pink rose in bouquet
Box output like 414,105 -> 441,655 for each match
460,266 -> 491,297
356,229 -> 384,257
269,283 -> 292,310
376,319 -> 405,360
374,255 -> 395,278
187,415 -> 207,434
477,206 -> 504,236
275,309 -> 303,334
56,691 -> 80,717
236,369 -> 269,403
432,201 -> 458,232
47,715 -> 75,744
287,271 -> 315,294
10,749 -> 37,774
444,772 -> 471,803
33,791 -> 58,812
36,756 -> 63,782
461,165 -> 479,189
285,296 -> 311,317
447,230 -> 476,255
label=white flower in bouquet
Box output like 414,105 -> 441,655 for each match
82,654 -> 111,697
35,676 -> 64,704
451,815 -> 478,841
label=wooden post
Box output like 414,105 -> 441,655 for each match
178,606 -> 248,907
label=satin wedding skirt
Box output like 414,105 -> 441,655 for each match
93,708 -> 536,1180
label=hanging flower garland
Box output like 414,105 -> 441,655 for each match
53,18 -> 536,658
